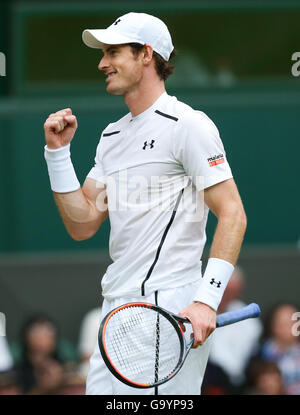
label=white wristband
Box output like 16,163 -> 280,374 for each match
193,258 -> 234,311
44,144 -> 80,193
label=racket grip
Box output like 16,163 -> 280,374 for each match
216,303 -> 261,328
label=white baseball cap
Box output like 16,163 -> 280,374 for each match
82,12 -> 174,61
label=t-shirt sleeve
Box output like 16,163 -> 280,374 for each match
86,141 -> 106,184
173,110 -> 233,191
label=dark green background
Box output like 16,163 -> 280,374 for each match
0,1 -> 299,343
0,1 -> 299,252
0,86 -> 299,252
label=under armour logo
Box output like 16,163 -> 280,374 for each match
114,19 -> 121,25
210,278 -> 221,288
143,140 -> 155,150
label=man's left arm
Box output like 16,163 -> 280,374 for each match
179,178 -> 247,347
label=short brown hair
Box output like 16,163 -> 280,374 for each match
129,43 -> 176,81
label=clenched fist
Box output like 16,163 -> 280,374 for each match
44,108 -> 78,150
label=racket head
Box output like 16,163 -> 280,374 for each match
98,302 -> 186,388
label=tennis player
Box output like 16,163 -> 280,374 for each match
43,12 -> 247,395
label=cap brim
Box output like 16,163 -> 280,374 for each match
82,29 -> 143,49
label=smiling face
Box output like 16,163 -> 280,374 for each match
98,44 -> 145,96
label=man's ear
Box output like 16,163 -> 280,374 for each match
143,44 -> 154,65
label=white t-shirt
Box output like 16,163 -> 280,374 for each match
87,92 -> 233,300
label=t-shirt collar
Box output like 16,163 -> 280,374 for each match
130,92 -> 169,122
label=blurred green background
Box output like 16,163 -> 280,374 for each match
0,1 -> 299,344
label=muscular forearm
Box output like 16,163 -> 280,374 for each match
209,203 -> 247,265
193,181 -> 247,312
53,188 -> 108,241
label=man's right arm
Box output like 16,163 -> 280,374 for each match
44,108 -> 108,241
53,178 -> 108,241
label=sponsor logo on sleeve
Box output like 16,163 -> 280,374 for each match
207,154 -> 225,167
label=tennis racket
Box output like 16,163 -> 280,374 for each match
99,302 -> 261,388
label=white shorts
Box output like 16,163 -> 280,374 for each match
86,280 -> 212,395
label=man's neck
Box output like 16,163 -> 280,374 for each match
124,81 -> 166,117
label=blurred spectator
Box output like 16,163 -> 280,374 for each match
0,370 -> 20,395
166,51 -> 212,88
258,303 -> 300,395
207,266 -> 263,390
14,314 -> 80,394
0,336 -> 13,372
77,307 -> 101,380
214,56 -> 237,88
0,327 -> 19,394
245,359 -> 284,395
202,360 -> 233,395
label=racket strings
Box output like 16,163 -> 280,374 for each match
103,306 -> 182,385
154,313 -> 160,383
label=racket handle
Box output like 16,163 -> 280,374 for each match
216,303 -> 261,328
